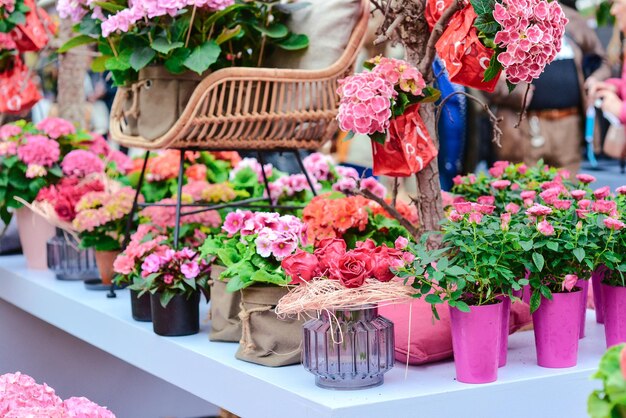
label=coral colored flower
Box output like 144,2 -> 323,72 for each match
185,164 -> 207,181
491,179 -> 511,190
537,220 -> 554,236
604,217 -> 625,231
576,173 -> 596,184
594,186 -> 611,200
562,274 -> 578,292
526,204 -> 552,217
571,190 -> 586,200
36,117 -> 76,139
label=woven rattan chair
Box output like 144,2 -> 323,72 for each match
109,0 -> 369,151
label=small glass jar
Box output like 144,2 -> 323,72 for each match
47,229 -> 99,281
302,306 -> 394,390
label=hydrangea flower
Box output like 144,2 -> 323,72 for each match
17,135 -> 60,167
62,150 -> 106,177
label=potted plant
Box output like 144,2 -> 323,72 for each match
72,183 -> 138,289
200,210 -> 307,366
58,0 -> 309,140
588,344 -> 626,418
129,244 -> 210,336
276,237 -> 414,389
400,201 -> 526,383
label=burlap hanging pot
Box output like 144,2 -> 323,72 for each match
236,285 -> 304,367
120,66 -> 204,141
209,265 -> 242,342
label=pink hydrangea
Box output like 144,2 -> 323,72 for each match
0,372 -> 63,416
62,150 -> 105,177
62,397 -> 115,418
0,32 -> 15,50
101,7 -> 144,37
0,141 -> 17,156
56,0 -> 89,22
337,71 -> 396,135
36,117 -> 76,139
370,56 -> 426,96
0,124 -> 21,140
493,0 -> 568,84
107,150 -> 133,174
17,135 -> 60,167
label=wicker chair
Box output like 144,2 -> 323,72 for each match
109,0 -> 369,151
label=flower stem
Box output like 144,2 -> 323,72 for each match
185,6 -> 197,48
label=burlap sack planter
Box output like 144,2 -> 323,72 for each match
209,265 -> 242,342
236,285 -> 304,367
121,66 -> 204,141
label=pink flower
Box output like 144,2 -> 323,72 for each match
517,163 -> 528,174
36,117 -> 76,139
537,220 -> 554,236
539,187 -> 561,204
395,236 -> 409,250
477,195 -> 496,205
141,253 -> 162,274
0,141 -> 17,156
222,210 -> 247,236
505,202 -> 520,213
360,177 -> 387,199
62,397 -> 115,417
491,179 -> 511,190
501,212 -> 512,230
571,190 -> 586,200
520,190 -> 537,200
476,204 -> 496,215
616,186 -> 626,195
526,204 -> 552,217
468,212 -> 483,224
593,200 -> 617,215
576,173 -> 596,184
562,274 -> 578,292
576,209 -> 589,219
448,210 -> 463,222
0,124 -> 21,140
181,262 -> 200,279
113,254 -> 135,275
17,135 -> 60,167
453,202 -> 473,214
604,217 -> 625,231
553,200 -> 572,210
452,175 -> 463,186
578,199 -> 592,210
271,238 -> 298,260
62,150 -> 105,177
594,186 -> 611,200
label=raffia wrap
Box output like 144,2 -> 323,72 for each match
208,265 -> 242,342
235,285 -> 304,367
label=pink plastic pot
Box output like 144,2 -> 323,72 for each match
498,296 -> 511,368
15,207 -> 55,270
591,266 -> 609,324
601,283 -> 626,348
576,279 -> 589,339
449,301 -> 502,384
532,289 -> 582,368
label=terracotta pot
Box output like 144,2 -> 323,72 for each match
94,250 -> 120,285
15,207 -> 55,270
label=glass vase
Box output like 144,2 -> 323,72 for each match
47,229 -> 99,281
302,306 -> 394,390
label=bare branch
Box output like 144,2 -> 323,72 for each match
435,90 -> 503,147
370,0 -> 387,15
514,84 -> 533,128
418,0 -> 464,78
355,187 -> 420,242
374,13 -> 405,45
392,177 -> 400,208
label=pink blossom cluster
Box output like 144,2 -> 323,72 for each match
140,246 -> 207,283
140,198 -> 222,230
113,225 -> 169,275
0,0 -> 15,12
56,0 -> 90,22
337,71 -> 395,135
62,149 -> 106,177
448,201 -> 497,225
268,174 -> 322,202
36,117 -> 76,139
73,186 -> 136,232
229,157 -> 273,183
332,176 -> 388,200
0,32 -> 16,50
0,141 -> 17,156
0,124 -> 21,140
369,56 -> 427,96
0,372 -> 114,417
222,210 -> 307,259
16,135 -> 61,178
303,152 -> 334,181
493,0 -> 568,84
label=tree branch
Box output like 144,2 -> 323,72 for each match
418,0 -> 464,78
355,187 -> 420,242
374,13 -> 405,45
514,84 -> 533,128
435,90 -> 503,148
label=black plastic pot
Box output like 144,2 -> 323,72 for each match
150,292 -> 200,336
131,290 -> 152,322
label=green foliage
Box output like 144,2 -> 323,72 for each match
589,344 -> 626,418
0,0 -> 29,33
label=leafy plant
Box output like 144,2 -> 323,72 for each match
588,344 -> 626,418
0,0 -> 29,33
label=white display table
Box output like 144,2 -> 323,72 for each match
0,255 -> 603,418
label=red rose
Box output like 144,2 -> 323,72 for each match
333,249 -> 373,288
314,238 -> 346,273
371,245 -> 403,282
54,196 -> 75,222
281,250 -> 321,285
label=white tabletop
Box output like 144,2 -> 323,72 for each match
0,255 -> 603,418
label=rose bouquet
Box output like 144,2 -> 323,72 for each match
58,0 -> 309,86
200,210 -> 307,292
337,56 -> 439,176
588,344 -> 626,417
0,372 -> 115,418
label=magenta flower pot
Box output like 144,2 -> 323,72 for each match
532,290 -> 582,368
576,279 -> 589,339
499,296 -> 511,368
601,284 -> 626,348
592,266 -> 608,324
450,302 -> 502,384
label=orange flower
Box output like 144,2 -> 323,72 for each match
185,164 -> 207,181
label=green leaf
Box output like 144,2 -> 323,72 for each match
165,48 -> 191,74
532,252 -> 545,272
216,25 -> 243,45
588,391 -> 612,418
59,35 -> 96,53
275,33 -> 309,51
455,301 -> 471,312
104,49 -> 133,71
546,241 -> 559,252
446,266 -> 467,276
93,1 -> 126,13
183,40 -> 220,75
370,131 -> 387,144
573,248 -> 586,263
130,47 -> 156,71
250,269 -> 287,285
91,56 -> 108,73
506,80 -> 516,93
470,0 -> 495,16
151,37 -> 184,54
253,22 -> 288,38
6,11 -> 25,25
539,286 -> 552,300
530,290 -> 541,313
520,240 -> 533,251
425,294 -> 444,305
226,275 -> 245,292
483,53 -> 502,82
159,291 -> 176,308
474,14 -> 499,35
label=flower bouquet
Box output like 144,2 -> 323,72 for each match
588,344 -> 626,418
129,244 -> 210,336
275,237 -> 415,389
435,0 -> 567,92
337,56 -> 440,177
199,210 -> 307,365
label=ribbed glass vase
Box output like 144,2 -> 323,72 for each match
47,229 -> 99,280
302,306 -> 394,390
